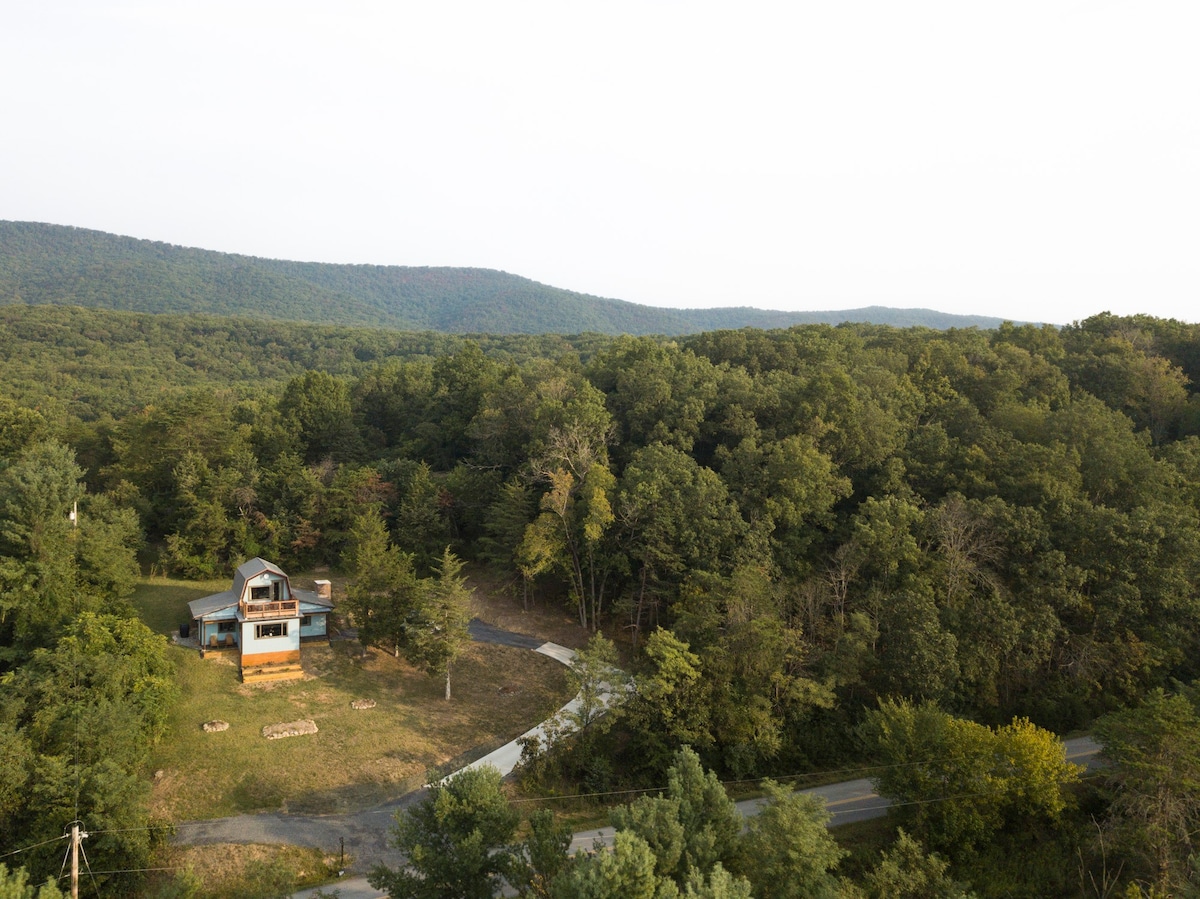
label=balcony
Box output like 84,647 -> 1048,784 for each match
241,599 -> 299,620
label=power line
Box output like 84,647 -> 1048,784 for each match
507,752 -> 1026,803
81,749 -> 1094,835
0,834 -> 68,861
60,866 -> 182,876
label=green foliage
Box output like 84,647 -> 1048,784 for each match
623,629 -> 712,773
369,765 -> 520,899
564,633 -> 625,734
278,371 -> 362,464
0,613 -> 176,893
863,700 -> 1081,857
523,456 -> 618,630
1094,689 -> 1200,893
0,865 -> 64,899
3,281 -> 1200,896
0,439 -> 142,665
616,444 -> 747,640
343,514 -> 486,702
574,747 -> 850,897
679,865 -> 752,899
405,549 -> 473,700
0,398 -> 47,460
862,830 -> 975,899
665,747 -> 741,881
612,795 -> 688,882
389,461 -> 454,574
730,779 -> 845,899
344,508 -> 421,658
1,222 -> 1003,337
512,808 -> 573,899
605,747 -> 740,887
553,830 -> 667,899
74,494 -> 142,601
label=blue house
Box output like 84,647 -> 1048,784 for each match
188,558 -> 334,683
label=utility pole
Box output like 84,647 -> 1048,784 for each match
69,822 -> 86,899
70,822 -> 79,899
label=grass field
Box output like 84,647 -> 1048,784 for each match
130,575 -> 229,636
145,843 -> 337,899
131,574 -> 574,822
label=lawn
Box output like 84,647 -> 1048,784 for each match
133,575 -> 573,822
129,575 -> 228,636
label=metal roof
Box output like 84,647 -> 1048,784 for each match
294,588 -> 334,611
188,589 -> 238,620
187,559 -> 333,620
232,557 -> 288,598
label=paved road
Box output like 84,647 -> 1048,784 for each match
565,735 -> 1101,852
466,619 -> 546,650
291,735 -> 1102,898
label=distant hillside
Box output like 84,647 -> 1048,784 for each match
0,221 -> 1011,334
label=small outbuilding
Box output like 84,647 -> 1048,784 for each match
188,558 -> 334,683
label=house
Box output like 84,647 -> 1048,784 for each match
188,558 -> 334,683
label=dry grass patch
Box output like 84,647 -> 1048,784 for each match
151,638 -> 570,821
147,842 -> 338,899
465,566 -> 590,649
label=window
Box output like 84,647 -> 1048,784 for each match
300,615 -> 312,628
217,620 -> 237,634
250,585 -> 270,601
255,622 -> 287,639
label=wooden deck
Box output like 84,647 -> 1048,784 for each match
241,599 -> 299,619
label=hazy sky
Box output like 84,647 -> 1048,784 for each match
3,2 -> 1197,324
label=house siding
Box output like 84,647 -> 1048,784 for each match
240,618 -> 300,660
299,609 -> 328,639
200,609 -> 239,648
240,648 -> 302,667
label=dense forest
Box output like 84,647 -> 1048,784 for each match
0,221 -> 1010,335
3,305 -> 1200,895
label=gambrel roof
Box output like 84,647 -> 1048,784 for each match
188,557 -> 333,620
232,557 -> 288,597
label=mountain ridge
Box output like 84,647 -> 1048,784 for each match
0,221 -> 1014,334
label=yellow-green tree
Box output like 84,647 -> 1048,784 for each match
864,700 -> 1081,856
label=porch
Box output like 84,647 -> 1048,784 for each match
241,599 -> 299,619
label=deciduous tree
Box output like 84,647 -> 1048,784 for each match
864,700 -> 1081,857
370,765 -> 520,899
1094,689 -> 1200,893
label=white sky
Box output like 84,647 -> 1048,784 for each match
2,1 -> 1197,325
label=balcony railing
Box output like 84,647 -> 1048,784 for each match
241,600 -> 299,619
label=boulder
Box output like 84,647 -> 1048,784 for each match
263,719 -> 319,740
